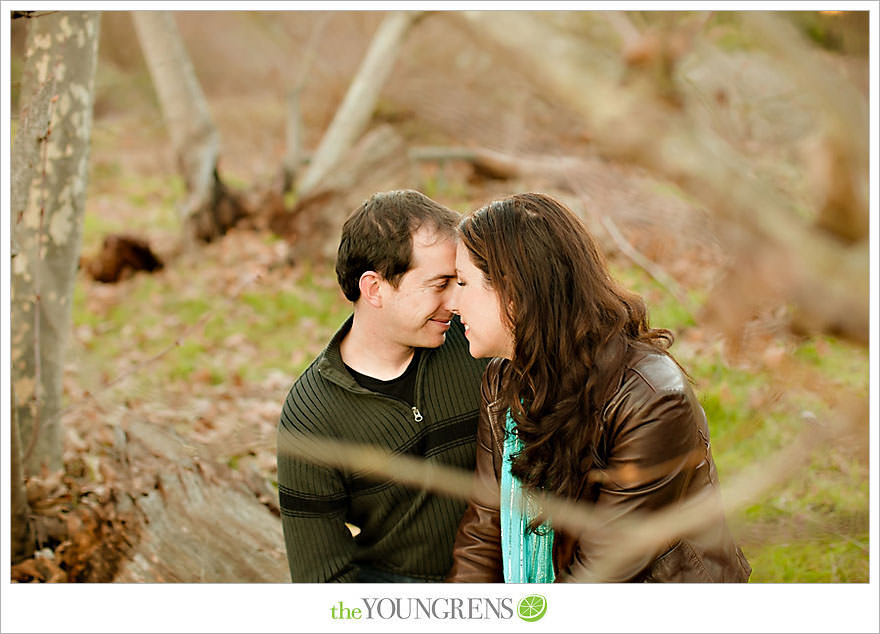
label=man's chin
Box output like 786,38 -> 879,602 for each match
418,332 -> 447,349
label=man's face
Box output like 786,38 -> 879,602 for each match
380,227 -> 457,350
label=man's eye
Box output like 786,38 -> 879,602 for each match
456,280 -> 465,287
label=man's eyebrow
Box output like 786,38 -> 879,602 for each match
424,273 -> 456,283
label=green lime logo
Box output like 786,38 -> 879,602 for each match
517,594 -> 547,622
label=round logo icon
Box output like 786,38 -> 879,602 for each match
517,594 -> 547,622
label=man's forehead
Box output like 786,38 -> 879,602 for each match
409,257 -> 456,280
411,225 -> 450,248
407,228 -> 456,280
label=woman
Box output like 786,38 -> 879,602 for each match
446,193 -> 750,583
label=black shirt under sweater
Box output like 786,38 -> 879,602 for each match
344,349 -> 422,406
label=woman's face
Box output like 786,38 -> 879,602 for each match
447,242 -> 515,359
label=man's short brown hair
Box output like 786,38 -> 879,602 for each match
335,190 -> 459,302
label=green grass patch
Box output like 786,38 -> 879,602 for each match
707,13 -> 762,51
234,277 -> 351,381
82,169 -> 182,253
73,258 -> 351,387
645,179 -> 704,209
745,535 -> 869,582
167,341 -> 206,381
684,338 -> 868,583
609,263 -> 702,331
793,335 -> 869,392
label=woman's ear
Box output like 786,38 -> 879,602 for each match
359,271 -> 383,308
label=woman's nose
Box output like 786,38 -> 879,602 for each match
444,286 -> 460,314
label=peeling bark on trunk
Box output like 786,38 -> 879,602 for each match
11,11 -> 101,475
132,12 -> 246,243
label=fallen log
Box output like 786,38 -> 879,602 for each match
408,145 -> 585,182
112,419 -> 289,582
12,417 -> 289,583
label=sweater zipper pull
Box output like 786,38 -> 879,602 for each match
411,406 -> 423,422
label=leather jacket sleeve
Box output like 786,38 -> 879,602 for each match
556,378 -> 705,582
446,360 -> 504,582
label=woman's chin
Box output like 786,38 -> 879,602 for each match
468,343 -> 496,360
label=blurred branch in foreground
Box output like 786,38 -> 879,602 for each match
277,379 -> 865,582
450,10 -> 868,346
409,145 -> 693,314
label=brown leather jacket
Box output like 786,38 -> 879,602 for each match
448,351 -> 751,583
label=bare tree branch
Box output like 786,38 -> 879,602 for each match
282,13 -> 332,189
297,11 -> 423,196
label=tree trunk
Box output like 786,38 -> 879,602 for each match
281,87 -> 304,193
297,11 -> 422,196
132,11 -> 246,243
11,11 -> 101,475
11,383 -> 35,564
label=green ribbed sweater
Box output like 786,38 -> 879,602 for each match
277,315 -> 489,582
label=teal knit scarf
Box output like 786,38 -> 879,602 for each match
500,409 -> 556,583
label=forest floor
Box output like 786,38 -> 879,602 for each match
10,11 -> 870,584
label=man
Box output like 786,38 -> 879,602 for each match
277,190 -> 489,582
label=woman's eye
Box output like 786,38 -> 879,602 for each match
456,280 -> 465,287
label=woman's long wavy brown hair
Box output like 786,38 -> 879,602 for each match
458,193 -> 674,527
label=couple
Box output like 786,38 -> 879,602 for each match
277,190 -> 750,583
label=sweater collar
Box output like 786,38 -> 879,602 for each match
316,314 -> 360,391
317,314 -> 434,392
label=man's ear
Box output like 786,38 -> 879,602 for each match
359,271 -> 383,308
